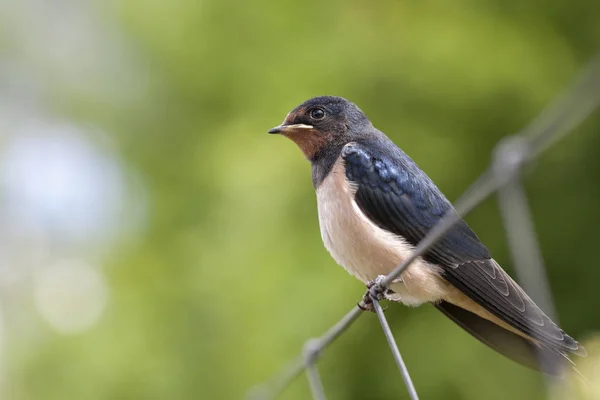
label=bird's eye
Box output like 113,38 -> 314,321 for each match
310,108 -> 326,120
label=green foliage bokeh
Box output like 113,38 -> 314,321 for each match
5,0 -> 600,399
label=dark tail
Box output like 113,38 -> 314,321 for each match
434,301 -> 575,376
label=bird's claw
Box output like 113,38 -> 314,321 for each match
358,275 -> 389,313
357,299 -> 375,312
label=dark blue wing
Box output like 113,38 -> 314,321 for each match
342,140 -> 583,356
342,140 -> 490,264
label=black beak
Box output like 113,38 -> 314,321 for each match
268,126 -> 282,134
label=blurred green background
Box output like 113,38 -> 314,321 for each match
1,0 -> 600,399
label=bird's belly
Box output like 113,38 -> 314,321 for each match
315,159 -> 449,306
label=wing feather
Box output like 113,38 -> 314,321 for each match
342,140 -> 584,356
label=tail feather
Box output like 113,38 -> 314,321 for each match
434,301 -> 579,376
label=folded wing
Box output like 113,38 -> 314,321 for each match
342,140 -> 585,359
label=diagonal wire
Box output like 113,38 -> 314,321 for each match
524,54 -> 600,160
379,53 -> 600,291
245,358 -> 305,400
371,289 -> 419,400
247,53 -> 600,400
246,307 -> 363,400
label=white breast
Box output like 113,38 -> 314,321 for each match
315,157 -> 450,306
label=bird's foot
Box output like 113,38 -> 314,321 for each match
358,275 -> 391,313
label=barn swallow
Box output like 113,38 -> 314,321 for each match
268,96 -> 586,375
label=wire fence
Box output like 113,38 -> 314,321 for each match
247,53 -> 600,400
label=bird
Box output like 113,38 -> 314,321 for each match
268,95 -> 586,376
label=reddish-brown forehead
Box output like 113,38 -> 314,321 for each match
284,108 -> 306,124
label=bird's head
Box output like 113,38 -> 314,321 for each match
268,96 -> 371,159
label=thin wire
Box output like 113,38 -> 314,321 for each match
304,339 -> 328,400
494,142 -> 557,323
305,363 -> 327,400
246,359 -> 305,400
525,54 -> 600,159
371,291 -> 419,400
379,55 -> 600,291
496,173 -> 558,394
248,53 -> 600,400
493,138 -> 566,390
246,307 -> 363,400
379,170 -> 498,289
308,307 -> 363,355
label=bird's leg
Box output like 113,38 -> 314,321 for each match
358,275 -> 392,312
